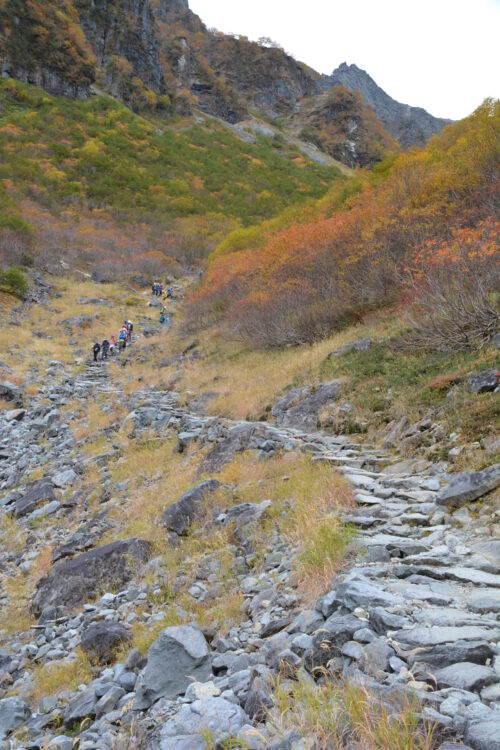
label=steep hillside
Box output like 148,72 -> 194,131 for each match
189,99 -> 500,347
0,0 -> 451,168
0,78 -> 343,274
324,62 -> 452,148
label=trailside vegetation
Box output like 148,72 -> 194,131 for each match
189,99 -> 500,349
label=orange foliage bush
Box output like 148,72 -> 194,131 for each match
189,99 -> 500,348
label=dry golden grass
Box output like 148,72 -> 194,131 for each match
218,451 -> 355,600
0,573 -> 33,634
272,673 -> 437,750
27,650 -> 93,703
160,310 -> 403,421
0,514 -> 26,554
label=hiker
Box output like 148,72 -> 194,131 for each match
159,283 -> 164,296
109,334 -> 117,354
118,329 -> 127,350
101,338 -> 110,359
126,320 -> 133,342
167,286 -> 173,299
152,281 -> 156,295
93,341 -> 101,362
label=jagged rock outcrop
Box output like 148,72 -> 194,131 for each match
323,62 -> 451,148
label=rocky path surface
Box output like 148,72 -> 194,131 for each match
0,316 -> 499,749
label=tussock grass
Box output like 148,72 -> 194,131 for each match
272,673 -> 437,750
27,650 -> 93,703
0,514 -> 26,554
218,452 -> 355,599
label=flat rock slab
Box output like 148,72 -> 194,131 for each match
437,464 -> 500,508
394,626 -> 498,648
434,662 -> 499,692
272,381 -> 340,431
14,480 -> 57,518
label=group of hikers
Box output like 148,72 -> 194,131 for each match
152,280 -> 174,299
91,279 -> 176,362
93,320 -> 133,362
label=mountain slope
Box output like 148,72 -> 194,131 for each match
323,62 -> 451,148
0,0 -> 452,168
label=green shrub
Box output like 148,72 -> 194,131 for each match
0,267 -> 28,298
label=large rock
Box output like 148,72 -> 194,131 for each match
31,538 -> 152,616
14,479 -> 57,518
407,640 -> 495,669
465,716 -> 500,750
80,622 -> 131,664
145,697 -> 247,750
434,662 -> 498,692
304,613 -> 361,674
0,381 -> 23,407
272,381 -> 340,431
436,464 -> 500,509
134,624 -> 212,709
63,687 -> 97,727
0,697 -> 31,740
468,370 -> 499,394
334,574 -> 404,611
201,423 -> 258,472
161,480 -> 221,536
327,338 -> 373,358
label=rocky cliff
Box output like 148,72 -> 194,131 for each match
0,1 -> 451,165
324,62 -> 452,148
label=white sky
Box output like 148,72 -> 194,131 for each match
189,0 -> 500,120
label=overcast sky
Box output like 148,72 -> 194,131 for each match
189,0 -> 500,120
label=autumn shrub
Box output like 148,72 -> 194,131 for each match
407,219 -> 500,351
189,98 -> 500,348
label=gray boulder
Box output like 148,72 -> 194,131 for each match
161,480 -> 221,536
272,381 -> 340,431
468,370 -> 499,394
327,338 -> 373,358
0,381 -> 23,407
146,696 -> 247,750
434,662 -> 498,692
334,574 -> 403,611
201,423 -> 258,471
437,464 -> 500,508
465,716 -> 500,750
0,697 -> 31,740
134,624 -> 212,709
31,538 -> 152,615
63,687 -> 97,727
14,479 -> 57,518
80,621 -> 131,664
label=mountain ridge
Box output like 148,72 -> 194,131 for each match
324,62 -> 452,147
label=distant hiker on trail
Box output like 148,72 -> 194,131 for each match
167,286 -> 173,299
159,283 -> 164,296
118,329 -> 127,350
93,341 -> 101,362
109,334 -> 117,354
102,339 -> 110,359
126,320 -> 133,342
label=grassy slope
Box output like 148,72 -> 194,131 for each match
0,79 -> 343,236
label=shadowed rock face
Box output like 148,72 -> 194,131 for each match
161,479 -> 221,535
272,381 -> 340,431
31,538 -> 152,616
322,63 -> 451,148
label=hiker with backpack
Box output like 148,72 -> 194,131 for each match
118,328 -> 127,350
93,341 -> 101,362
126,320 -> 133,342
109,334 -> 117,354
101,339 -> 110,359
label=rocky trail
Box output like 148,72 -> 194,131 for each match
0,290 -> 499,750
